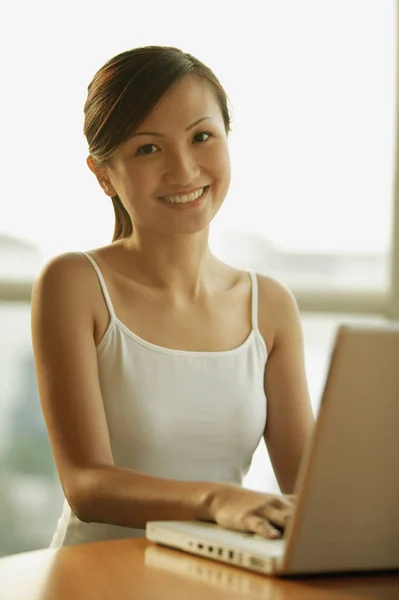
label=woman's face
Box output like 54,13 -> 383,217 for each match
102,75 -> 231,236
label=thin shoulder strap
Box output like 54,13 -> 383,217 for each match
248,270 -> 259,331
81,252 -> 116,320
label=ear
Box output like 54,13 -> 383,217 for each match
86,156 -> 117,197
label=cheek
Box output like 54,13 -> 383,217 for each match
123,163 -> 156,196
214,148 -> 231,186
207,143 -> 230,173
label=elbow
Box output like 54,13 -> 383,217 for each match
72,500 -> 93,523
66,489 -> 94,523
63,470 -> 99,523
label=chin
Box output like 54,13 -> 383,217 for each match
164,220 -> 212,236
171,207 -> 224,236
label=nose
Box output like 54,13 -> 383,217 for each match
163,147 -> 200,187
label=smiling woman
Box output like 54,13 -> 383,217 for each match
30,45 -> 314,550
0,1 -> 396,560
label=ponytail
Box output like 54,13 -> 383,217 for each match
111,195 -> 133,241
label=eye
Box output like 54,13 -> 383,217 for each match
135,143 -> 159,156
192,132 -> 212,144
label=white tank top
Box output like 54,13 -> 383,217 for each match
50,252 -> 268,547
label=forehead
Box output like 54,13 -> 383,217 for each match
138,76 -> 224,130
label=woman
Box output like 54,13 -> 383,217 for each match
31,46 -> 314,547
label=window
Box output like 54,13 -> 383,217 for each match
0,303 -> 63,556
1,1 -> 396,302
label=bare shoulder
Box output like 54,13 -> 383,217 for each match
256,274 -> 301,351
31,251 -> 102,326
256,273 -> 298,310
32,251 -> 99,300
216,259 -> 296,308
34,251 -> 94,286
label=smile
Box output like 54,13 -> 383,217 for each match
159,186 -> 208,205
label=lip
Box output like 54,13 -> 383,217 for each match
158,186 -> 210,210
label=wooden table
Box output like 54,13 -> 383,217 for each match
1,538 -> 399,599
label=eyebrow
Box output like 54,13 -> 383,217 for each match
129,117 -> 212,138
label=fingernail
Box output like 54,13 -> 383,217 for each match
270,529 -> 280,539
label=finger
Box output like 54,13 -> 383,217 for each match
243,515 -> 281,539
257,505 -> 293,530
265,496 -> 293,511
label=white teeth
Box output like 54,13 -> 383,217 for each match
161,187 -> 206,204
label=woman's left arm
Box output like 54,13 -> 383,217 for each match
258,276 -> 315,494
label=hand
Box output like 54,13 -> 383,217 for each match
203,484 -> 295,539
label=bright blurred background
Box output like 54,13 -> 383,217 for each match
0,0 -> 397,555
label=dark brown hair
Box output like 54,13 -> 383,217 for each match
83,46 -> 232,241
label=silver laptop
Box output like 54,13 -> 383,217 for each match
146,324 -> 399,576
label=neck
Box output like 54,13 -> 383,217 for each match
123,226 -> 214,296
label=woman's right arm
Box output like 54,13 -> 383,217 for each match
31,253 -> 291,538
